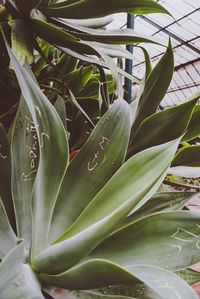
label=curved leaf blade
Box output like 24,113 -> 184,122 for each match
39,259 -> 197,299
172,145 -> 200,167
121,192 -> 197,226
41,0 -> 172,19
0,123 -> 15,231
127,94 -> 199,158
48,99 -> 131,243
4,36 -> 69,257
182,103 -> 200,142
0,243 -> 44,299
0,198 -> 17,259
32,138 -> 180,274
54,95 -> 67,131
31,18 -> 97,55
11,95 -> 37,248
89,211 -> 200,272
50,18 -> 164,46
129,38 -> 174,141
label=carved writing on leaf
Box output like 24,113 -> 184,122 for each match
88,136 -> 110,171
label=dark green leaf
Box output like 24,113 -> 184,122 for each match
182,103 -> 200,142
172,145 -> 200,167
64,65 -> 93,95
54,95 -> 67,131
0,123 -> 15,231
41,0 -> 173,19
31,18 -> 98,55
127,94 -> 198,158
0,198 -> 17,259
129,38 -> 174,141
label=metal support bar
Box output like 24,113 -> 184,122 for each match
138,15 -> 200,55
124,14 -> 134,104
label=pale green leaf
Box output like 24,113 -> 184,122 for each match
0,123 -> 15,230
89,211 -> 200,272
4,37 -> 69,257
51,18 -> 164,46
32,138 -> 180,274
11,95 -> 36,248
0,198 -> 17,259
41,0 -> 173,19
48,98 -> 131,243
39,259 -> 197,299
0,243 -> 44,299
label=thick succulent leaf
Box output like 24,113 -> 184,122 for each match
41,0 -> 172,19
39,259 -> 197,299
168,166 -> 200,178
0,243 -> 44,299
88,211 -> 200,272
127,94 -> 198,158
121,192 -> 196,225
58,45 -> 141,85
177,268 -> 200,285
140,47 -> 152,81
69,89 -> 95,126
11,95 -> 36,247
129,38 -> 174,141
50,18 -> 164,46
172,145 -> 200,167
48,99 -> 131,243
31,18 -> 98,55
9,19 -> 34,65
83,42 -> 136,60
32,138 -> 180,274
54,95 -> 67,131
0,198 -> 17,259
61,15 -> 113,29
182,104 -> 200,142
0,123 -> 15,231
64,65 -> 93,95
5,38 -> 69,256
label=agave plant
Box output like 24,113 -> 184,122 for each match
0,0 -> 175,82
0,19 -> 200,298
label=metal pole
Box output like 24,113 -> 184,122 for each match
124,14 -> 134,103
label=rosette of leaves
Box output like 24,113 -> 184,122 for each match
0,27 -> 200,299
1,0 -> 174,79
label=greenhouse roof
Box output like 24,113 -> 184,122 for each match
109,0 -> 200,107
